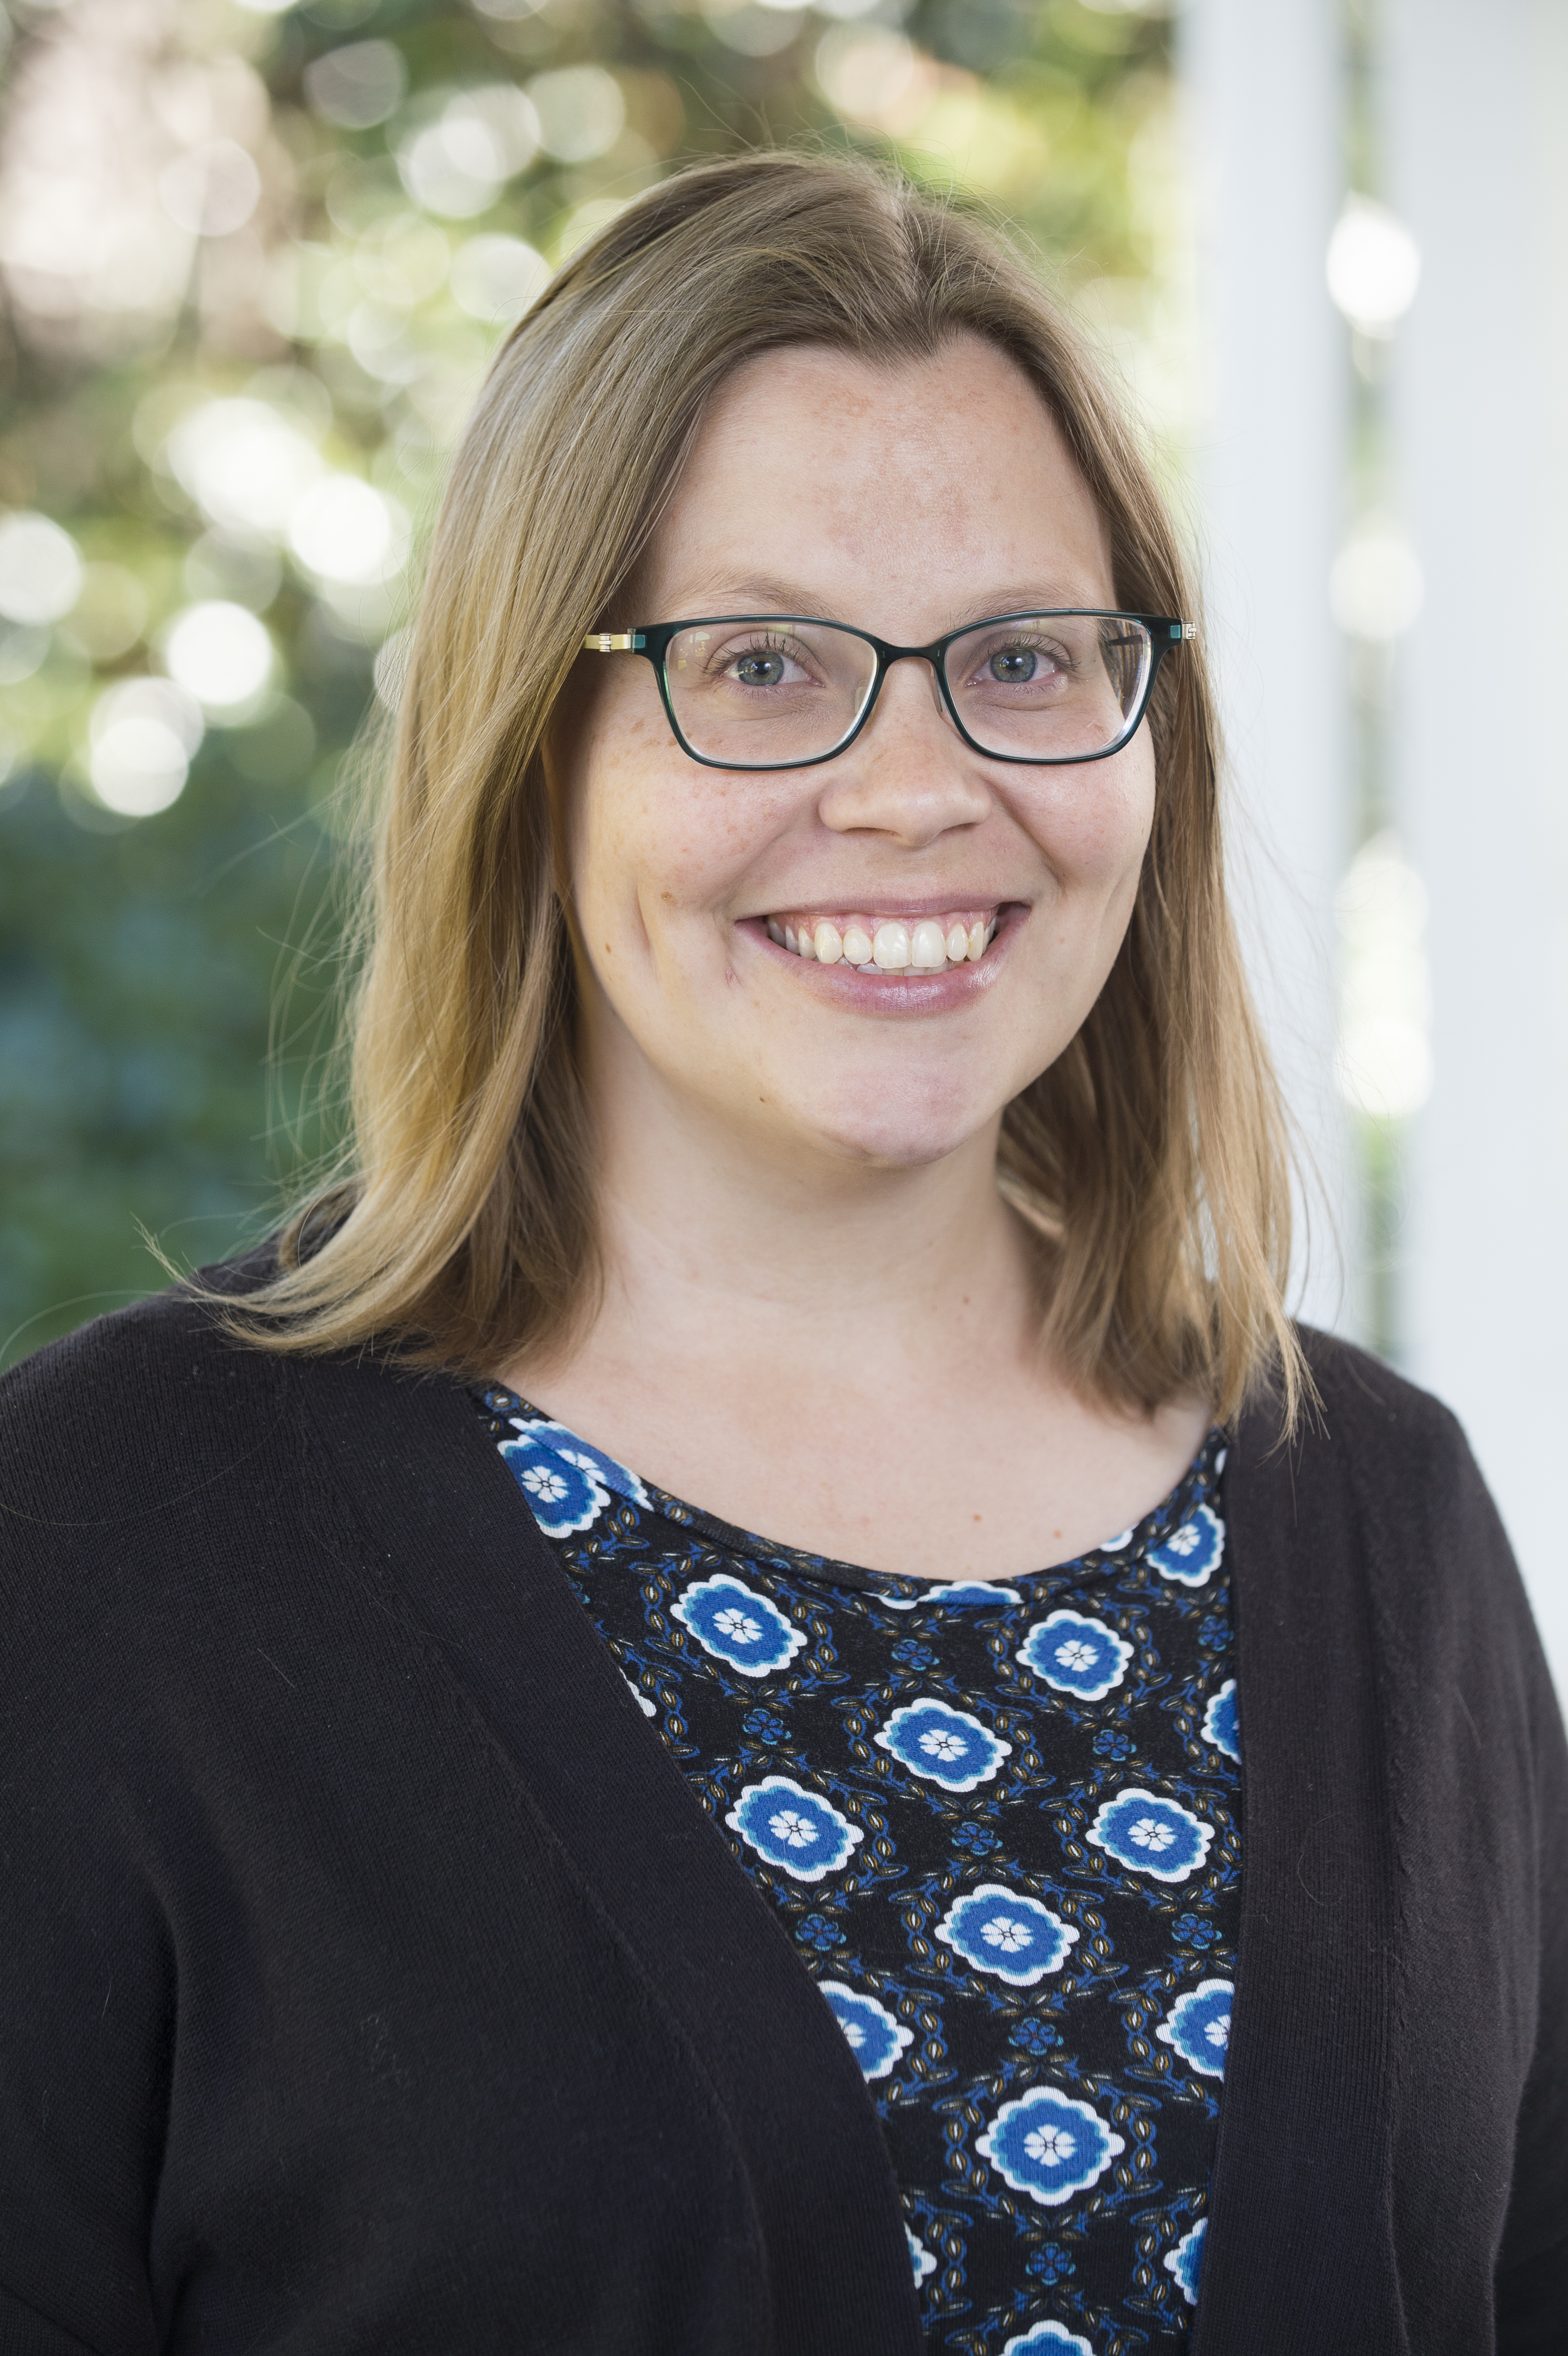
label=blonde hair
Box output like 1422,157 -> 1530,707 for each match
229,150 -> 1305,1429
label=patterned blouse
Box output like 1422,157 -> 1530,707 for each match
472,1386 -> 1241,2355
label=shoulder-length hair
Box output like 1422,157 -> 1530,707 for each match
228,149 -> 1304,1428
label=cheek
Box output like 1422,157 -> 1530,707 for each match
1032,741 -> 1155,895
564,688 -> 676,937
567,699 -> 786,961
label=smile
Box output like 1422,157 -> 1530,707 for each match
763,909 -> 999,972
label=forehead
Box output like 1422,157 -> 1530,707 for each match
644,335 -> 1116,635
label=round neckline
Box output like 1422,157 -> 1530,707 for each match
475,1384 -> 1226,1601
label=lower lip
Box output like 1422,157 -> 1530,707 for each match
738,907 -> 1024,1012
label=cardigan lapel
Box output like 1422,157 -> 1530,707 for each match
298,1349 -> 924,2356
1194,1384 -> 1408,2354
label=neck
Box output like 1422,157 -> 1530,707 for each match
539,1040 -> 1042,1391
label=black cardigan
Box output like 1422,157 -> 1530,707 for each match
1,1278 -> 1564,2355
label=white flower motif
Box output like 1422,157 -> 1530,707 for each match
820,1982 -> 915,2081
521,1466 -> 568,1503
1155,1976 -> 1234,2075
728,1775 -> 862,1883
1149,1503 -> 1225,1588
1130,1815 -> 1176,1853
1016,1609 -> 1132,1701
979,2087 -> 1124,2206
673,1574 -> 806,1677
769,1808 -> 818,1848
935,1884 -> 1078,1987
875,1699 -> 1011,1792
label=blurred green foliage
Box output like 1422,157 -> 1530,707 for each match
0,0 -> 1178,1366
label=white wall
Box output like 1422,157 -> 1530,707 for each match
1387,0 -> 1568,1696
1179,0 -> 1357,1338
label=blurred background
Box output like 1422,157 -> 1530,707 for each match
2,0 -> 1564,1685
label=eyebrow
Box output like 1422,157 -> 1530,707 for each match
660,578 -> 1117,629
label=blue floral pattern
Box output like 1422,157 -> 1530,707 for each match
819,1981 -> 916,2079
725,1775 -> 863,1882
476,1388 -> 1240,2351
1156,1980 -> 1234,2079
935,1885 -> 1079,1987
496,1417 -> 649,1538
977,2086 -> 1126,2206
1016,1608 -> 1134,1700
1148,1501 -> 1225,1588
874,1697 -> 1012,1791
673,1574 -> 807,1676
1086,1788 -> 1215,1884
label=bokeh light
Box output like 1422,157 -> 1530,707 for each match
304,41 -> 409,132
527,68 -> 624,163
164,602 -> 274,713
1336,832 -> 1433,1121
158,140 -> 262,238
1327,196 -> 1421,336
450,234 -> 550,323
287,476 -> 409,586
1330,522 -> 1424,641
705,6 -> 805,62
397,86 -> 541,217
816,28 -> 925,130
167,400 -> 325,540
0,512 -> 83,624
88,678 -> 204,818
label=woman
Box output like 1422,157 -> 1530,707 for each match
2,154 -> 1563,2356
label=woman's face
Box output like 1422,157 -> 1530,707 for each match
559,334 -> 1156,1175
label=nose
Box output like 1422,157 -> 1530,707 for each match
813,653 -> 992,850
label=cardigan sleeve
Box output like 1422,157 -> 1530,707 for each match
1493,1605 -> 1568,2351
0,1552 -> 169,2352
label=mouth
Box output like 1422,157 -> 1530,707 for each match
761,908 -> 1000,974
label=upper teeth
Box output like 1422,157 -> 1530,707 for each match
765,912 -> 998,970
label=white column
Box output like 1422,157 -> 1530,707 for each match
1178,0 -> 1357,1338
1387,0 -> 1568,1694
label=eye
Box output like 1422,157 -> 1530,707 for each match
732,650 -> 789,688
714,633 -> 816,691
963,633 -> 1071,691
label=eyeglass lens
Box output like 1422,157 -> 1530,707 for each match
660,615 -> 1154,767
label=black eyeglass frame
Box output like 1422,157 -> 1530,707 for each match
583,609 -> 1197,772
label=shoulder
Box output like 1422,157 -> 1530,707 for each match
0,1250 -> 371,1653
1239,1324 -> 1488,1532
1,1247 -> 288,1523
1234,1329 -> 1556,1730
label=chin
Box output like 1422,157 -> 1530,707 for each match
780,1079 -> 1006,1172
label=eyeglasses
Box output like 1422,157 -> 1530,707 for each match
583,609 -> 1196,772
